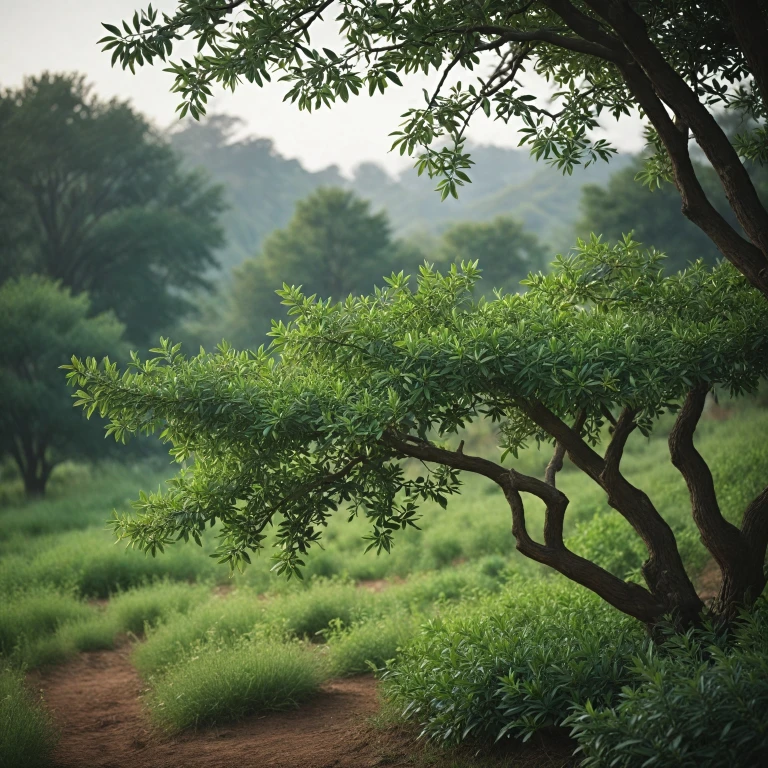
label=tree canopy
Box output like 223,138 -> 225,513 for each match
67,242 -> 768,626
439,216 -> 547,294
0,72 -> 225,344
1,276 -> 126,496
101,0 -> 768,299
217,187 -> 396,348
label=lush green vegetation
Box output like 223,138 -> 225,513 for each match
0,667 -> 58,768
1,403 -> 765,764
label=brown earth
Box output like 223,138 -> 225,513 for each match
30,646 -> 574,768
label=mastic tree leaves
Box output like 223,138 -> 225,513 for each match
66,241 -> 768,628
100,1 -> 768,299
0,276 -> 126,497
0,73 -> 225,345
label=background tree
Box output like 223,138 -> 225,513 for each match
1,276 -> 125,497
66,245 -> 768,629
219,187 -> 396,347
102,1 -> 768,300
0,73 -> 225,345
439,216 -> 547,295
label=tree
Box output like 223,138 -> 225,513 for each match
169,114 -> 345,270
0,73 -> 225,345
221,187 -> 395,347
439,216 -> 547,294
578,160 -> 729,273
1,276 -> 125,497
101,1 -> 768,301
66,243 -> 768,629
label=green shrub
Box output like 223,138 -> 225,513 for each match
146,636 -> 325,731
325,614 -> 416,675
131,590 -> 267,677
566,511 -> 646,578
106,581 -> 209,635
262,578 -> 374,639
567,601 -> 768,768
0,666 -> 58,767
0,590 -> 92,657
383,578 -> 645,744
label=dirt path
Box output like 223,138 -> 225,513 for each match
30,646 -> 574,768
33,647 -> 390,768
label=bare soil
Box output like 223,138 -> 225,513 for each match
30,646 -> 574,768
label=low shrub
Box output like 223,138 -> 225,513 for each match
262,579 -> 374,639
106,581 -> 209,635
383,578 -> 645,744
324,614 -> 416,676
0,666 -> 59,767
0,590 -> 92,657
146,635 -> 325,731
568,601 -> 768,768
131,590 -> 267,677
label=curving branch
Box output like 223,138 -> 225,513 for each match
669,387 -> 744,568
584,0 -> 768,278
601,406 -> 638,485
383,428 -> 661,622
545,409 -> 586,487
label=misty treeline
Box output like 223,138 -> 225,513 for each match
0,71 -> 754,495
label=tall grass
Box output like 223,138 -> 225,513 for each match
146,635 -> 324,731
0,667 -> 58,767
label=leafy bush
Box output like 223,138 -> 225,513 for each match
0,666 -> 58,767
263,579 -> 374,639
146,635 -> 324,731
105,581 -> 209,635
568,601 -> 768,768
383,578 -> 645,744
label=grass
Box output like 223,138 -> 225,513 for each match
0,666 -> 58,768
146,635 -> 325,731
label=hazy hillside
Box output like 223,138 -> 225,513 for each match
171,116 -> 630,271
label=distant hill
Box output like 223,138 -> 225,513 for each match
171,116 -> 630,271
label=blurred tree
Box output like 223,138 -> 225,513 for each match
224,188 -> 394,348
0,73 -> 225,345
578,156 -> 768,273
439,216 -> 547,295
0,276 -> 125,497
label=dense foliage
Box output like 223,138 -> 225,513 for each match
438,215 -> 547,295
0,73 -> 225,344
0,276 -> 126,496
384,579 -> 768,767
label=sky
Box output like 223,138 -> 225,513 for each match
1,0 -> 647,176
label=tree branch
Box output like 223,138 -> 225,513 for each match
723,0 -> 768,115
383,428 -> 661,622
669,386 -> 748,573
618,59 -> 768,296
501,474 -> 661,622
545,409 -> 586,487
584,0 -> 768,278
601,406 -> 637,485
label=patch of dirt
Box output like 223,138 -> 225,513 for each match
696,559 -> 722,605
31,647 -> 574,768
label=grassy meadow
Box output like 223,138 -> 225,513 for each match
1,400 -> 767,764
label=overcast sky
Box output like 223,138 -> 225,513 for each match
1,0 -> 647,176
